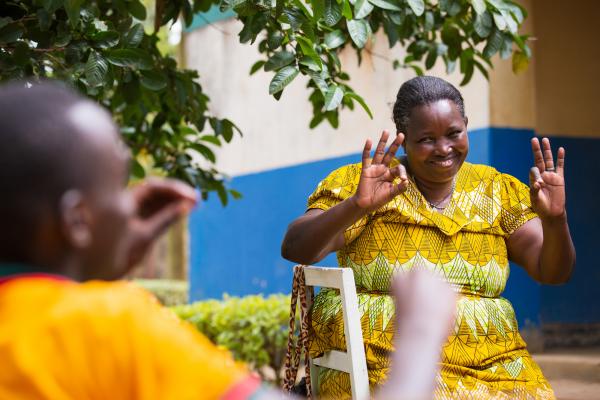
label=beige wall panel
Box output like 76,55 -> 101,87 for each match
489,0 -> 536,129
533,0 -> 600,137
185,20 -> 489,176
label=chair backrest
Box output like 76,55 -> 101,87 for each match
302,266 -> 369,400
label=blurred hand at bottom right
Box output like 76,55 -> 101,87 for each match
377,269 -> 457,400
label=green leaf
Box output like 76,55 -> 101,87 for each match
354,0 -> 374,19
445,58 -> 457,74
324,30 -> 345,49
311,0 -> 325,21
0,17 -> 11,30
473,59 -> 489,79
474,11 -> 493,38
283,8 -> 307,30
264,51 -> 295,71
323,0 -> 342,26
299,56 -> 322,71
493,12 -> 507,31
424,11 -> 434,31
267,31 -> 284,50
269,66 -> 299,95
470,0 -> 486,15
122,77 -> 141,103
368,0 -> 402,11
131,158 -> 146,179
0,24 -> 23,43
326,110 -> 339,128
507,3 -> 525,24
482,28 -> 503,58
347,19 -> 370,48
250,60 -> 266,75
64,0 -> 83,28
92,30 -> 120,49
460,59 -> 474,86
37,8 -> 52,31
200,135 -> 222,146
140,70 -> 167,90
43,0 -> 63,13
512,50 -> 529,73
192,143 -> 217,163
11,41 -> 30,66
122,23 -> 145,48
106,48 -> 152,70
500,35 -> 513,59
441,0 -> 462,16
85,51 -> 108,87
296,36 -> 323,70
425,46 -> 437,69
502,9 -> 518,33
276,0 -> 284,17
210,118 -> 239,142
127,0 -> 147,20
407,0 -> 425,16
307,70 -> 329,94
229,189 -> 243,199
345,92 -> 373,118
342,0 -> 353,19
324,85 -> 344,110
441,23 -> 461,47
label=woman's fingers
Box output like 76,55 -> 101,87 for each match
531,137 -> 545,172
542,137 -> 555,171
556,147 -> 565,177
529,166 -> 543,193
372,130 -> 390,165
362,138 -> 373,168
389,165 -> 409,197
382,133 -> 405,166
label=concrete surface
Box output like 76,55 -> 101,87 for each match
533,347 -> 600,400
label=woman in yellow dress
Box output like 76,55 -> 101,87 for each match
281,76 -> 575,399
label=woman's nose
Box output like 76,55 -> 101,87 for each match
434,138 -> 451,156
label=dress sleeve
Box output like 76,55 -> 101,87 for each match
306,163 -> 369,245
499,173 -> 539,237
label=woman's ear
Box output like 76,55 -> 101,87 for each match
464,116 -> 469,128
59,190 -> 92,249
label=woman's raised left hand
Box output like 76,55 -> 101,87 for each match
529,137 -> 567,220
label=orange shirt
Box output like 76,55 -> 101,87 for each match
0,275 -> 257,400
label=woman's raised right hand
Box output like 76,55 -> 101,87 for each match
352,130 -> 409,212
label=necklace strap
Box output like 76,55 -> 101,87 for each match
411,175 -> 456,210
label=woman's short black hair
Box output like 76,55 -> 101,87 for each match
392,76 -> 466,134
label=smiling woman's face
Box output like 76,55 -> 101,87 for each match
403,99 -> 469,184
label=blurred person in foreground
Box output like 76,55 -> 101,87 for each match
0,81 -> 455,399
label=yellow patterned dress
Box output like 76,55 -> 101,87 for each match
307,161 -> 555,399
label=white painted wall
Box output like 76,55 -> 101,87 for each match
185,19 -> 490,176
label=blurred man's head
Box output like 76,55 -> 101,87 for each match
0,81 -> 135,280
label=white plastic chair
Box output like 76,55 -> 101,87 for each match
302,266 -> 370,400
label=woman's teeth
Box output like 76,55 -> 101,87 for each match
432,158 -> 454,167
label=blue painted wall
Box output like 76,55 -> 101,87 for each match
189,127 -> 599,327
537,136 -> 600,324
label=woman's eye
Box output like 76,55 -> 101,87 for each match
419,137 -> 433,143
449,131 -> 461,137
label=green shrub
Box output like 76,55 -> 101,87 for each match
172,294 -> 295,385
134,279 -> 188,306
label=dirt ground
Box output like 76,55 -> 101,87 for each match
533,347 -> 600,400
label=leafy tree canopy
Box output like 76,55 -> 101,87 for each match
0,0 -> 530,203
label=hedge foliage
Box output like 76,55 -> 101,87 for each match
134,279 -> 189,306
172,294 -> 295,384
